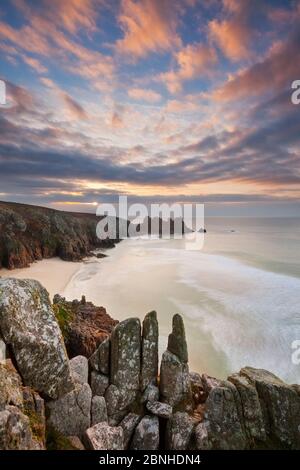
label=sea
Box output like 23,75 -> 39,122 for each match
61,217 -> 300,384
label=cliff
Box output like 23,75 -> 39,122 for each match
0,278 -> 299,450
0,201 -> 120,270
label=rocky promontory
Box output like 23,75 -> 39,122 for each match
0,201 -> 120,270
0,278 -> 299,450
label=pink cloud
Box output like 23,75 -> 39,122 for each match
158,43 -> 217,94
212,31 -> 300,102
209,0 -> 257,62
128,87 -> 161,103
22,56 -> 48,74
13,0 -> 100,34
116,0 -> 182,58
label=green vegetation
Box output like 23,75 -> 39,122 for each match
46,425 -> 78,450
53,303 -> 74,338
23,407 -> 45,444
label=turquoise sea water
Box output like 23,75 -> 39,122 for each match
63,217 -> 300,383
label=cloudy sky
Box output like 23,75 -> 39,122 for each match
0,0 -> 299,215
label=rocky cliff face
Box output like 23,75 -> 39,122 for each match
0,201 -> 119,270
0,278 -> 299,450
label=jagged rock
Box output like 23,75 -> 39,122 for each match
70,356 -> 88,384
0,360 -> 45,449
228,372 -> 266,443
0,279 -> 74,399
67,436 -> 85,450
46,383 -> 91,439
195,421 -> 210,449
166,412 -> 194,450
0,360 -> 23,410
110,318 -> 141,409
167,314 -> 188,363
142,384 -> 159,403
120,413 -> 141,448
160,350 -> 192,409
0,201 -> 120,270
108,410 -> 127,427
240,367 -> 300,449
89,337 -> 110,375
196,376 -> 247,450
140,311 -> 159,391
105,384 -> 120,416
90,371 -> 109,397
53,296 -> 117,359
190,371 -> 207,405
146,401 -> 172,418
0,405 -> 38,450
91,396 -> 107,425
84,422 -> 124,450
22,387 -> 46,449
131,415 -> 159,450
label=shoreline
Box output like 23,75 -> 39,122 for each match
0,257 -> 83,300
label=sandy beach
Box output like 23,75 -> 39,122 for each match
0,257 -> 83,300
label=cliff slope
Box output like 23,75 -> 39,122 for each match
0,201 -> 119,269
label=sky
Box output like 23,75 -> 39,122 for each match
0,0 -> 300,216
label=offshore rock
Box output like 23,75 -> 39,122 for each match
0,279 -> 74,399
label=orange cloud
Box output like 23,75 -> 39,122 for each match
48,0 -> 98,34
14,0 -> 99,34
22,56 -> 48,74
116,0 -> 181,58
128,87 -> 161,103
158,43 -> 217,93
165,99 -> 199,113
0,9 -> 115,91
211,31 -> 300,103
209,0 -> 255,62
209,19 -> 250,62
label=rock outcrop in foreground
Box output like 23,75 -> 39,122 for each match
0,278 -> 299,450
